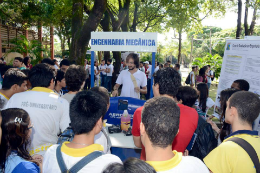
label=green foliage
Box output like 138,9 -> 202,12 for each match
192,53 -> 223,79
141,53 -> 164,64
7,35 -> 46,65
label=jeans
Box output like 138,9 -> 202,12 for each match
84,75 -> 91,90
105,76 -> 112,92
207,83 -> 211,90
146,78 -> 151,100
101,73 -> 106,87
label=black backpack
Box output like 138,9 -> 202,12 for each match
210,70 -> 215,81
189,116 -> 218,160
185,72 -> 191,84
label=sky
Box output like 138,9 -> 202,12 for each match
158,1 -> 260,45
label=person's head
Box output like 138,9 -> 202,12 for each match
225,91 -> 260,127
203,65 -> 209,73
65,65 -> 87,92
2,68 -> 27,94
174,64 -> 180,71
28,63 -> 55,89
231,79 -> 250,91
41,58 -> 55,66
126,53 -> 139,70
144,61 -> 149,68
167,60 -> 171,65
0,65 -> 12,78
0,108 -> 34,170
140,62 -> 143,68
196,83 -> 208,112
102,59 -> 105,65
90,86 -> 110,111
107,59 -> 112,65
153,67 -> 181,98
192,66 -> 196,71
103,157 -> 156,173
156,62 -> 160,67
176,86 -> 198,107
60,59 -> 70,72
23,56 -> 31,66
207,65 -> 211,69
13,57 -> 23,68
164,63 -> 169,68
199,67 -> 206,77
159,64 -> 163,69
0,57 -> 4,64
70,91 -> 107,135
196,65 -> 199,71
53,59 -> 59,66
21,69 -> 31,89
55,70 -> 66,88
141,97 -> 180,148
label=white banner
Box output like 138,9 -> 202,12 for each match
90,32 -> 157,52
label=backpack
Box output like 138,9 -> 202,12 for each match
210,70 -> 215,81
185,72 -> 191,85
189,116 -> 218,160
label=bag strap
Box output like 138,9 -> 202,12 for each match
227,137 -> 260,173
56,144 -> 103,173
130,74 -> 138,88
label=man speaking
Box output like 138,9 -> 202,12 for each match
112,53 -> 147,99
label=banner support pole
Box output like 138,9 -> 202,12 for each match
150,52 -> 156,98
91,51 -> 95,88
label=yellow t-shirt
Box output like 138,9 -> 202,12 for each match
204,130 -> 260,173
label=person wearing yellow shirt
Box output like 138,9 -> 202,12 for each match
141,97 -> 209,173
204,91 -> 260,173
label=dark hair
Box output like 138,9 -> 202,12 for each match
70,91 -> 107,135
229,91 -> 260,125
140,61 -> 143,64
199,68 -> 206,82
142,97 -> 180,148
157,62 -> 160,66
197,83 -> 208,112
160,64 -> 163,68
167,60 -> 171,63
103,157 -> 156,173
126,53 -> 139,68
207,65 -> 211,68
0,57 -> 4,61
2,68 -> 27,90
90,86 -> 110,106
28,63 -> 55,88
153,68 -> 181,97
0,108 -> 36,171
55,70 -> 65,86
21,69 -> 30,77
175,64 -> 180,69
0,65 -> 13,77
219,88 -> 239,142
14,57 -> 23,62
176,86 -> 198,107
41,58 -> 55,66
23,57 -> 30,66
203,66 -> 208,71
233,79 -> 250,91
65,65 -> 87,92
192,66 -> 196,70
60,59 -> 70,67
53,59 -> 57,63
107,59 -> 112,63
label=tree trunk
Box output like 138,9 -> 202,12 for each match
131,1 -> 138,32
178,31 -> 182,64
70,0 -> 107,65
244,0 -> 249,36
100,11 -> 111,62
236,0 -> 242,39
121,7 -> 129,31
249,3 -> 258,35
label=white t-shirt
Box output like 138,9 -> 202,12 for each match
155,66 -> 159,73
99,64 -> 107,75
0,92 -> 9,110
106,64 -> 113,76
253,114 -> 260,136
207,70 -> 214,83
190,71 -> 195,84
4,87 -> 70,156
54,65 -> 59,69
89,66 -> 97,75
147,66 -> 152,79
43,142 -> 121,173
94,130 -> 110,154
116,69 -> 147,99
147,151 -> 209,173
195,97 -> 215,117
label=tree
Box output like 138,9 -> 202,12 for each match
70,0 -> 107,65
244,0 -> 260,36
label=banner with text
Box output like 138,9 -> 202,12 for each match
91,32 -> 157,52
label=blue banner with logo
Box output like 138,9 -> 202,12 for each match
104,97 -> 146,125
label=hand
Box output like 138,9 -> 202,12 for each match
112,90 -> 118,97
32,154 -> 43,163
134,87 -> 140,93
207,118 -> 220,133
183,149 -> 189,156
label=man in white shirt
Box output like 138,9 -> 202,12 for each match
190,66 -> 196,87
105,59 -> 113,93
99,60 -> 107,87
5,64 -> 70,156
141,97 -> 209,173
43,91 -> 121,173
139,62 -> 145,73
112,53 -> 147,99
0,68 -> 27,110
206,65 -> 214,90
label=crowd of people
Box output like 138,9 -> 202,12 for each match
0,54 -> 259,173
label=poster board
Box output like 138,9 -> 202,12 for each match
215,39 -> 260,134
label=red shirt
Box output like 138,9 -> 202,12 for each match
132,104 -> 198,161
